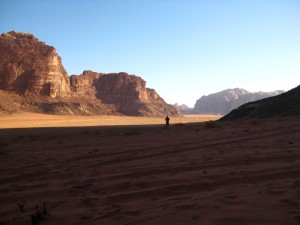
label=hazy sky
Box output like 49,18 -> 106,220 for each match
1,0 -> 299,107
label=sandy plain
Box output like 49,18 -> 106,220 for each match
0,114 -> 300,225
0,113 -> 220,129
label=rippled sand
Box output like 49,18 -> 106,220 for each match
0,116 -> 300,225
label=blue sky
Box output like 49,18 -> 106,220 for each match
1,0 -> 299,107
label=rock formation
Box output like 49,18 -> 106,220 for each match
70,71 -> 178,116
193,88 -> 284,115
220,85 -> 300,121
0,31 -> 179,116
70,70 -> 101,98
0,31 -> 70,97
174,103 -> 193,115
94,72 -> 173,116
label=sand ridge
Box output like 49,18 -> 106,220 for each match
0,117 -> 300,224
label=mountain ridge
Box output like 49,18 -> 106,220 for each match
220,85 -> 300,121
192,88 -> 284,115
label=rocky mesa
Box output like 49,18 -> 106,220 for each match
0,31 -> 179,116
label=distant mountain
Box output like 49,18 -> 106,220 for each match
220,85 -> 300,121
193,88 -> 284,115
174,103 -> 193,114
0,31 -> 179,116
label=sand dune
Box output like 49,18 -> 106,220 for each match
0,116 -> 300,224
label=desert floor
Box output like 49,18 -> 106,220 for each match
0,115 -> 300,225
0,113 -> 220,129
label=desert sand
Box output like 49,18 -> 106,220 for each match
0,115 -> 300,225
0,113 -> 220,129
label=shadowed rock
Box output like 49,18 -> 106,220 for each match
220,85 -> 300,121
193,88 -> 284,115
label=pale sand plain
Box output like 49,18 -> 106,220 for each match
0,113 -> 220,129
0,114 -> 300,225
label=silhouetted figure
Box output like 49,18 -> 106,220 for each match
165,116 -> 170,126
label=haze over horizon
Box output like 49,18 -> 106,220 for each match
1,0 -> 299,107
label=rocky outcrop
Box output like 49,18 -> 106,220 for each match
95,73 -> 151,102
70,71 -> 178,116
220,85 -> 300,121
0,31 -> 179,116
174,103 -> 193,114
193,88 -> 284,115
0,90 -> 23,114
70,70 -> 101,99
0,31 -> 70,97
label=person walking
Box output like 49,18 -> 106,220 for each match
165,115 -> 170,126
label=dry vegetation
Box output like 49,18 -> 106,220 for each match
0,113 -> 220,129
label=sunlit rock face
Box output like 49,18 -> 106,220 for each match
193,88 -> 284,115
70,70 -> 102,99
95,72 -> 158,102
0,31 -> 179,116
174,103 -> 193,115
0,31 -> 70,97
71,71 -> 179,116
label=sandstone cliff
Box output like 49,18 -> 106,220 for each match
193,88 -> 284,115
70,71 -> 178,116
70,70 -> 101,98
0,31 -> 70,97
0,31 -> 179,116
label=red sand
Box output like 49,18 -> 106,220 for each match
0,117 -> 300,224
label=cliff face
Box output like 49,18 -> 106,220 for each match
70,70 -> 102,99
0,31 -> 179,116
70,71 -> 178,116
0,31 -> 70,97
95,73 -> 161,102
220,85 -> 300,121
174,104 -> 193,115
193,88 -> 284,115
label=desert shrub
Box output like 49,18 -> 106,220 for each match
2,201 -> 49,225
31,202 -> 49,225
